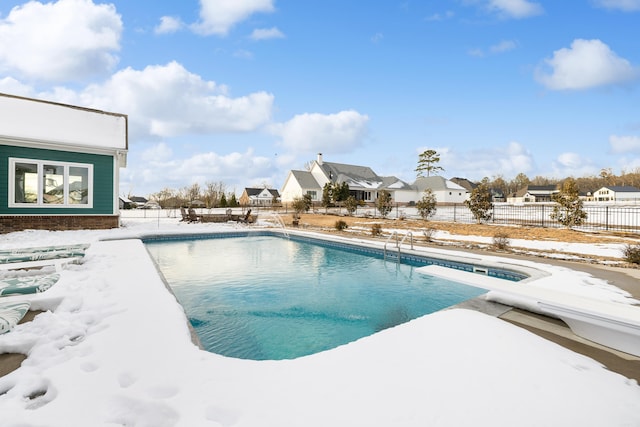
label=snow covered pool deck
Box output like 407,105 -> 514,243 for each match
2,227 -> 640,426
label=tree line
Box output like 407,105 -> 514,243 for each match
131,181 -> 240,209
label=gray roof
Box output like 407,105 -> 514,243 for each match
380,176 -> 413,190
290,170 -> 322,189
244,187 -> 280,197
603,186 -> 640,192
320,162 -> 380,183
412,176 -> 465,192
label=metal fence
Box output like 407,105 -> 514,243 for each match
121,202 -> 640,235
412,203 -> 640,234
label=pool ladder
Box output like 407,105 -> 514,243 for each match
383,231 -> 413,262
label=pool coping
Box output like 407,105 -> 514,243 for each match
138,228 -> 550,284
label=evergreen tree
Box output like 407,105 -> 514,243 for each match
229,194 -> 238,207
334,182 -> 350,202
219,193 -> 228,208
322,183 -> 333,207
376,190 -> 393,218
415,188 -> 437,220
302,193 -> 313,211
551,178 -> 587,228
465,180 -> 493,223
415,149 -> 444,177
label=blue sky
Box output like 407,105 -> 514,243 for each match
1,0 -> 639,197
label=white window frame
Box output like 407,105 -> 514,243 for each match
8,157 -> 94,208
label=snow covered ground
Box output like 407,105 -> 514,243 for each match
0,216 -> 639,426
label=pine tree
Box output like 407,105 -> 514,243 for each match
551,178 -> 587,228
415,149 -> 444,177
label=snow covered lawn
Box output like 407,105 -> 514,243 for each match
0,219 -> 639,426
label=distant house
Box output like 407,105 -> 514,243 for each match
280,153 -> 468,205
450,177 -> 477,193
129,196 -> 148,207
0,93 -> 127,233
240,187 -> 280,206
451,177 -> 504,202
411,176 -> 468,204
281,153 -> 413,204
593,186 -> 640,203
507,185 -> 559,203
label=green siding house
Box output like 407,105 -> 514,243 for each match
0,93 -> 127,233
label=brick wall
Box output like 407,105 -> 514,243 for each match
0,216 -> 119,234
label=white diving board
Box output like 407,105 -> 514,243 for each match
417,265 -> 640,357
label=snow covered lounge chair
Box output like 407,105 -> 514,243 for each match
0,245 -> 88,270
0,243 -> 90,257
0,301 -> 31,334
0,273 -> 61,297
0,245 -> 88,265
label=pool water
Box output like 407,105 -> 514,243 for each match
146,235 -> 485,360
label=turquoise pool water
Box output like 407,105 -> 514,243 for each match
146,235 -> 486,360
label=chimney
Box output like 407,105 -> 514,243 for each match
317,153 -> 323,165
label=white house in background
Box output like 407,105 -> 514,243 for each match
507,185 -> 559,203
239,187 -> 280,206
280,153 -> 468,204
412,176 -> 468,204
593,186 -> 640,203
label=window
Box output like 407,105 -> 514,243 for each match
9,158 -> 93,208
306,190 -> 317,200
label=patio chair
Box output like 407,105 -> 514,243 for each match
180,207 -> 189,222
188,208 -> 201,222
239,209 -> 253,223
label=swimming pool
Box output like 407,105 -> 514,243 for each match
145,232 -> 516,360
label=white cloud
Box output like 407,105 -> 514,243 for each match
552,152 -> 597,177
425,11 -> 455,21
155,16 -> 184,34
371,32 -> 384,43
271,110 -> 370,154
469,39 -> 517,57
485,0 -> 544,19
192,0 -> 275,36
250,27 -> 285,40
490,40 -> 518,54
56,61 -> 275,139
121,146 -> 276,196
609,135 -> 640,153
535,39 -> 640,90
0,0 -> 122,82
437,141 -> 534,180
0,76 -> 36,97
593,0 -> 640,11
141,142 -> 174,163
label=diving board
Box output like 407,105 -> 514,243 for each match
417,265 -> 640,357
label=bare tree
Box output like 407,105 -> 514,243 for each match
203,181 -> 226,208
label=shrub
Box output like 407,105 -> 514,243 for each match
622,243 -> 640,265
492,232 -> 510,251
376,190 -> 393,218
423,228 -> 435,242
335,220 -> 348,231
371,223 -> 382,236
416,188 -> 437,220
